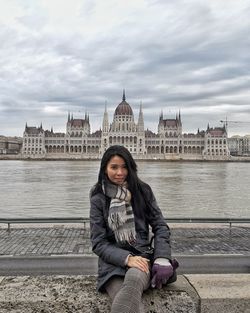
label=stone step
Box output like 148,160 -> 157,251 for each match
0,274 -> 249,312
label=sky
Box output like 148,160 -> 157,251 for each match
0,0 -> 250,137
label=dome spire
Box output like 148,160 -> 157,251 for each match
122,89 -> 126,101
114,91 -> 133,116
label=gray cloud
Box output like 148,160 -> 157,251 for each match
0,0 -> 250,137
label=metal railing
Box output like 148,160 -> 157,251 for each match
166,217 -> 250,228
0,217 -> 249,232
0,217 -> 89,232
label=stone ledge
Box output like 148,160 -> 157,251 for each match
0,275 -> 197,313
185,274 -> 250,313
0,274 -> 249,313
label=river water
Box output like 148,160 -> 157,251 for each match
0,160 -> 249,218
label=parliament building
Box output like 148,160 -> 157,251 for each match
21,91 -> 230,160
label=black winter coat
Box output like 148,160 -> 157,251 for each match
90,183 -> 172,291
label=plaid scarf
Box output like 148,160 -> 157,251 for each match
102,180 -> 136,243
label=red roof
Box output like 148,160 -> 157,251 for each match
162,119 -> 178,127
207,127 -> 226,136
69,119 -> 87,127
145,129 -> 157,137
114,100 -> 133,116
25,126 -> 43,135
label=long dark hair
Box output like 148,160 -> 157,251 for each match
91,145 -> 152,219
91,145 -> 143,196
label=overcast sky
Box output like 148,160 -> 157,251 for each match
0,0 -> 250,137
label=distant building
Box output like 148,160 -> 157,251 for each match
21,91 -> 230,160
0,136 -> 22,154
228,135 -> 250,156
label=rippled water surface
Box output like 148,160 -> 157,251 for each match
0,160 -> 249,218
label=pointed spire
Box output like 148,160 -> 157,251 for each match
40,122 -> 43,129
51,127 -> 53,133
159,110 -> 163,121
122,89 -> 126,101
139,101 -> 142,113
25,122 -> 27,130
179,109 -> 181,121
102,101 -> 109,133
138,101 -> 144,133
68,111 -> 70,122
207,123 -> 210,131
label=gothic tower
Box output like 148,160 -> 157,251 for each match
137,102 -> 146,154
101,101 -> 109,152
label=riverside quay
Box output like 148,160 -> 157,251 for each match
21,91 -> 229,160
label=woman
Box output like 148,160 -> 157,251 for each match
90,145 -> 178,313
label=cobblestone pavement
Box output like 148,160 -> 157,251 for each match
0,225 -> 249,256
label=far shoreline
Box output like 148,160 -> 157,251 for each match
1,154 -> 250,162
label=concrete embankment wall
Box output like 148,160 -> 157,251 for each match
1,153 -> 250,161
0,274 -> 249,313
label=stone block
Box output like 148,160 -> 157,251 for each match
185,274 -> 250,313
0,275 -> 197,313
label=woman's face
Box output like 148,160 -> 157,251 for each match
105,155 -> 128,185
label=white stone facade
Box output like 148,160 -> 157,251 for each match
22,124 -> 46,155
228,135 -> 250,156
0,136 -> 22,154
21,92 -> 230,160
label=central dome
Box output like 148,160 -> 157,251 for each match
114,90 -> 133,116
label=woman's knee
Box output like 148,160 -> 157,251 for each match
124,268 -> 150,290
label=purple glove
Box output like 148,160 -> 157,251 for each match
151,259 -> 173,289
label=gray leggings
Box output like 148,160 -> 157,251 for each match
105,268 -> 150,313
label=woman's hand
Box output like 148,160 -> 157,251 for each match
127,255 -> 150,273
